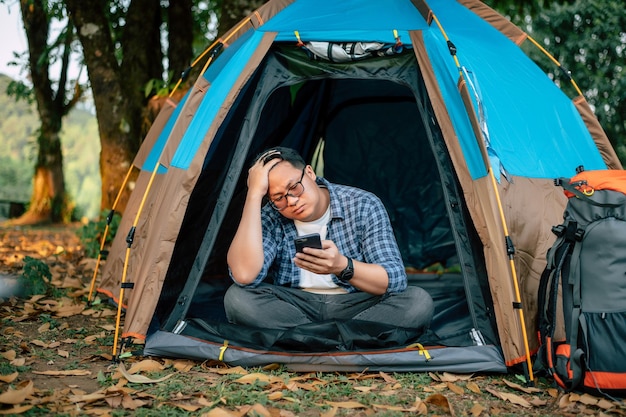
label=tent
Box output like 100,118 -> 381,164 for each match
97,0 -> 621,373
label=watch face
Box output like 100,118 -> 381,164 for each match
340,258 -> 354,281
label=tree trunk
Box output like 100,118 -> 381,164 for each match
66,0 -> 173,214
217,0 -> 266,37
10,0 -> 69,225
65,0 -> 135,213
168,0 -> 194,80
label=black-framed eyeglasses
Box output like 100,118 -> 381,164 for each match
269,168 -> 306,211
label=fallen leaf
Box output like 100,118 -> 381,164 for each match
68,391 -> 108,404
530,397 -> 548,406
165,401 -> 201,412
268,391 -> 283,400
247,403 -> 272,417
202,406 -> 239,416
428,372 -> 440,382
0,350 -> 16,361
57,349 -> 70,358
470,402 -> 485,416
439,372 -> 473,382
37,322 -> 51,333
54,303 -> 85,317
171,359 -> 195,372
0,405 -> 33,415
320,407 -> 337,417
378,371 -> 398,384
10,358 -> 25,367
424,393 -> 453,415
0,373 -> 18,383
466,381 -> 481,394
578,393 -> 599,405
214,366 -> 248,375
234,373 -> 277,385
0,380 -> 34,404
117,363 -> 174,384
325,400 -> 367,409
126,359 -> 165,374
446,382 -> 464,395
597,398 -> 615,410
33,370 -> 91,376
486,387 -> 531,408
502,378 -> 542,394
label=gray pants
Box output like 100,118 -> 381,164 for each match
224,283 -> 434,331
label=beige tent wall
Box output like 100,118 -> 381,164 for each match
102,33 -> 278,340
98,78 -> 211,314
498,176 -> 569,358
411,30 -> 526,365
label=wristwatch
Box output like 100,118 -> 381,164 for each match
338,257 -> 354,282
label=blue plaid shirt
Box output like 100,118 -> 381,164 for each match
232,177 -> 407,293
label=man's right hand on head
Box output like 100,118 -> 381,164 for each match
247,152 -> 282,198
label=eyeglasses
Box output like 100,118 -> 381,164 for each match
269,168 -> 306,211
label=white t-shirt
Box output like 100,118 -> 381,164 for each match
294,205 -> 344,292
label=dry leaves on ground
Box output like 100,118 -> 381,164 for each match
1,225 -> 626,416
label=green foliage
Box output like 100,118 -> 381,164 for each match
38,313 -> 60,330
144,74 -> 177,98
76,210 -> 122,258
6,80 -> 34,104
19,256 -> 52,297
0,74 -> 101,219
523,0 -> 625,161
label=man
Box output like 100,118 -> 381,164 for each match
225,147 -> 433,332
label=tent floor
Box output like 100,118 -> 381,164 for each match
179,272 -> 483,349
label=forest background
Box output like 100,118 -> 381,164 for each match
0,0 -> 624,223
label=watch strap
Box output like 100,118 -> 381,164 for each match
338,256 -> 354,282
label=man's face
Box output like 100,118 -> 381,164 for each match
267,161 -> 319,221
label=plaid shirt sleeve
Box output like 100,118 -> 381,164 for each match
230,179 -> 407,294
328,183 -> 407,293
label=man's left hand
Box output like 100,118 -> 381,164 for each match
293,240 -> 346,276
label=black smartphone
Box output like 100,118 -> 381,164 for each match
294,233 -> 323,253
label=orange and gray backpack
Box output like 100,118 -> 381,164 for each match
536,168 -> 626,399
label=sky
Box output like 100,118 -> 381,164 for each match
0,2 -> 28,81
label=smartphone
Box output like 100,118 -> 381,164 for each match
294,233 -> 323,253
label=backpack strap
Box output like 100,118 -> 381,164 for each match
536,221 -> 579,374
555,178 -> 626,208
562,224 -> 586,391
564,306 -> 585,390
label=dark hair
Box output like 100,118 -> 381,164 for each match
253,146 -> 306,169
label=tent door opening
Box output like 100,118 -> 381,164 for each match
155,46 -> 498,351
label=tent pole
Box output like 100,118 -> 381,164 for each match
487,167 -> 535,384
525,35 -> 583,97
112,161 -> 161,359
430,12 -> 535,384
86,166 -> 135,305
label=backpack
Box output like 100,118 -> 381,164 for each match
536,168 -> 626,399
